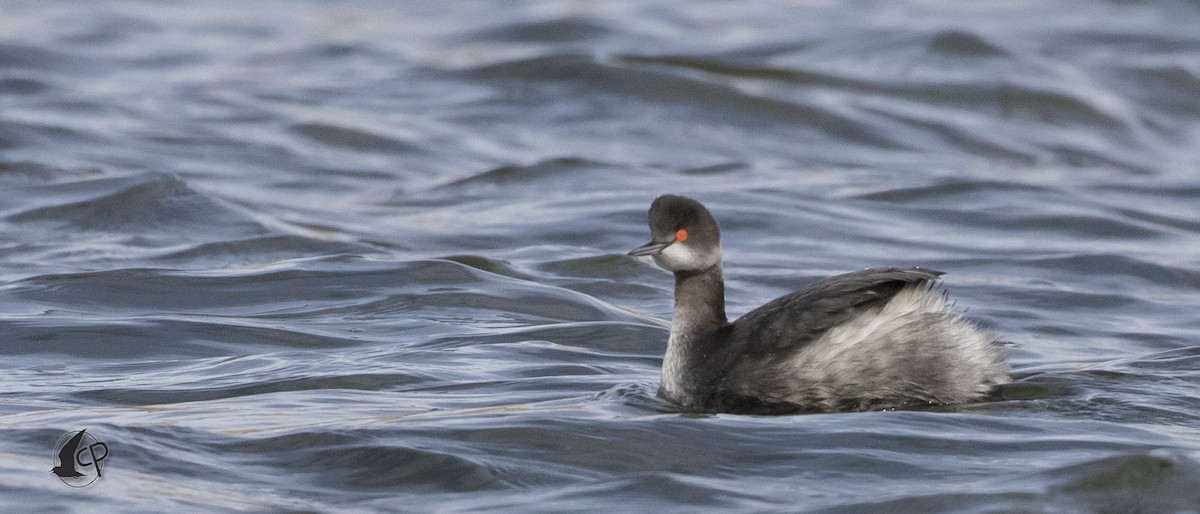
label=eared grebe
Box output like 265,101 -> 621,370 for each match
628,194 -> 1010,414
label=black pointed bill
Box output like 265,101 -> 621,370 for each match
628,240 -> 672,256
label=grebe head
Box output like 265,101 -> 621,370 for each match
628,194 -> 722,272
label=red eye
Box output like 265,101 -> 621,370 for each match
676,228 -> 688,242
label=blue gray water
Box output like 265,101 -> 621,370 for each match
3,1 -> 1200,512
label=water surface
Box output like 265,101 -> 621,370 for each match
3,1 -> 1200,512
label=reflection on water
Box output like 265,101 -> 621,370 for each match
3,1 -> 1200,511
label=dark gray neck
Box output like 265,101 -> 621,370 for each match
671,265 -> 728,341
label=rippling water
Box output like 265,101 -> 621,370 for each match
4,1 -> 1200,512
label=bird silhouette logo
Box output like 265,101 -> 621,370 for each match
51,429 -> 109,487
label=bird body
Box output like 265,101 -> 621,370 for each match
629,195 -> 1010,414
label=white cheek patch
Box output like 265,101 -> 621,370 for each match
654,242 -> 718,271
